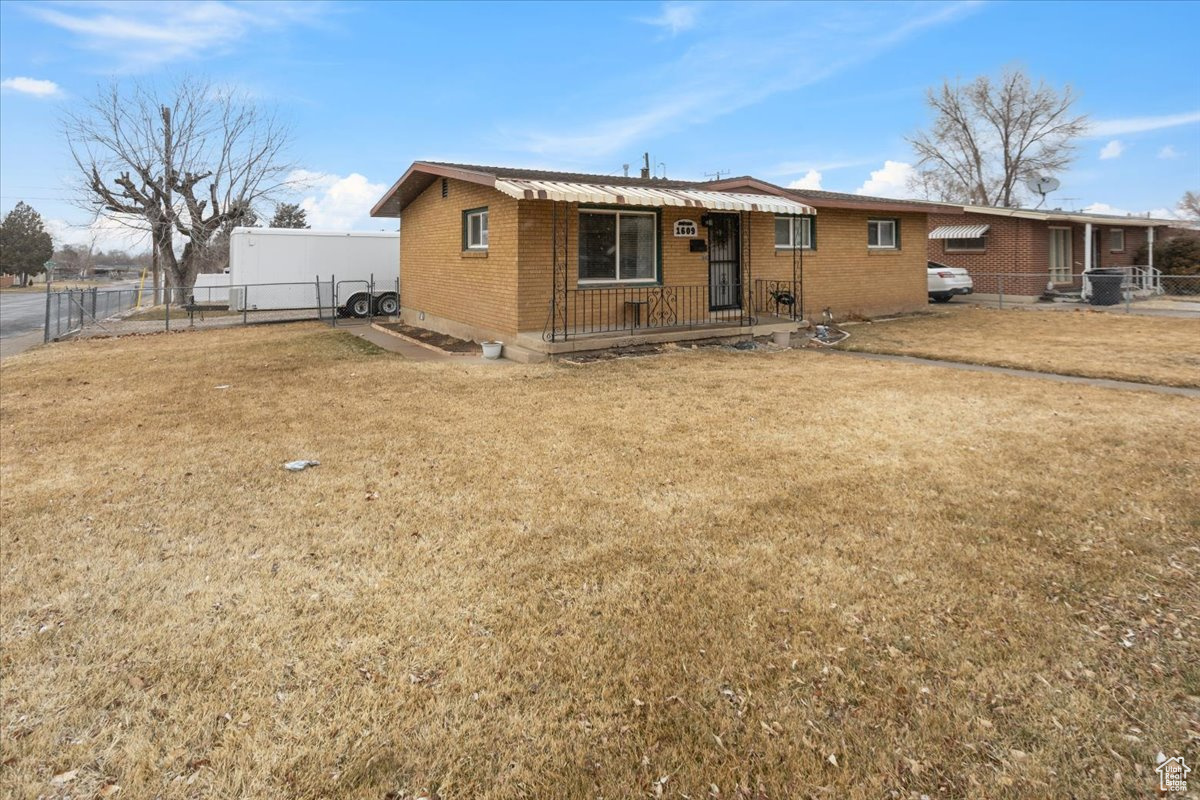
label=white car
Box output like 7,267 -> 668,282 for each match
927,261 -> 973,303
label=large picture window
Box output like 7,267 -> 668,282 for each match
578,210 -> 657,283
774,215 -> 814,249
868,218 -> 899,249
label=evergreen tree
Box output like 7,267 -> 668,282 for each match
270,203 -> 309,229
0,202 -> 54,286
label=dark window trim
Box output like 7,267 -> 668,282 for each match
461,206 -> 488,251
943,235 -> 986,253
577,204 -> 663,285
868,217 -> 900,250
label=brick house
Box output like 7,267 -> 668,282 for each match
927,206 -> 1173,297
370,162 -> 940,359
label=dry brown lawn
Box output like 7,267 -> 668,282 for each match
840,305 -> 1200,387
1,324 -> 1197,799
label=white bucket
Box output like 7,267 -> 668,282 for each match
772,330 -> 792,348
481,341 -> 503,359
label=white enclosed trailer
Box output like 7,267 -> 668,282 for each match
227,228 -> 400,317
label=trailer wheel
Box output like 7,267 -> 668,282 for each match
374,293 -> 399,316
346,294 -> 372,318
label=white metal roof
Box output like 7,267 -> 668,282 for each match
961,206 -> 1172,227
929,223 -> 990,239
493,179 -> 817,215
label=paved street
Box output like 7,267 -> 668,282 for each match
0,289 -> 49,340
0,280 -> 140,359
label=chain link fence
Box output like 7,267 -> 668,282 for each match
42,275 -> 401,342
939,268 -> 1199,313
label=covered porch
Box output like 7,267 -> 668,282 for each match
494,177 -> 815,347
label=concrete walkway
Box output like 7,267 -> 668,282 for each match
823,349 -> 1200,398
338,321 -> 516,366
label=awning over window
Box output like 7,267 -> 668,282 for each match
493,179 -> 817,215
929,224 -> 990,239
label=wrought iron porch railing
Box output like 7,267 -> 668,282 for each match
559,284 -> 746,337
548,280 -> 803,340
752,279 -> 802,319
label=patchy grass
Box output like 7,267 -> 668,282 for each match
1,323 -> 1197,799
840,305 -> 1200,387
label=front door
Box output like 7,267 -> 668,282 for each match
708,214 -> 741,310
1048,227 -> 1072,284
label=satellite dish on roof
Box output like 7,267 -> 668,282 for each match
1024,176 -> 1060,208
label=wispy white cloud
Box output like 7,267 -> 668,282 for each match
771,158 -> 877,177
511,1 -> 982,159
1089,111 -> 1200,137
1158,145 -> 1181,159
27,1 -> 330,72
636,2 -> 700,36
0,76 -> 62,97
1099,140 -> 1124,160
855,160 -> 917,198
289,170 -> 391,231
787,170 -> 823,190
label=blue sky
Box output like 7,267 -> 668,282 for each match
1,0 -> 1198,250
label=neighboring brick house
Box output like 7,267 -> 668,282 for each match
370,162 -> 942,359
927,206 -> 1173,297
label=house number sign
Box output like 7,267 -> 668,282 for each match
673,219 -> 698,237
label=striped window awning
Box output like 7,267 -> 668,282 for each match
492,179 -> 817,215
929,224 -> 990,239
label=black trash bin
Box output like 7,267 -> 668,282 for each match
1086,268 -> 1124,306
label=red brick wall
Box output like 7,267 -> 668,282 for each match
928,212 -> 1162,296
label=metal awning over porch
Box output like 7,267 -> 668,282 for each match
493,179 -> 817,215
929,223 -> 990,239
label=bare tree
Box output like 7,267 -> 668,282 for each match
65,77 -> 296,300
1179,191 -> 1200,221
908,69 -> 1088,207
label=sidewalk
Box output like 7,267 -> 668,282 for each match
823,349 -> 1200,398
0,332 -> 43,361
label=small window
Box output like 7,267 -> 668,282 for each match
868,219 -> 898,249
1109,229 -> 1125,252
463,208 -> 488,250
774,216 -> 814,249
944,236 -> 986,252
578,210 -> 656,283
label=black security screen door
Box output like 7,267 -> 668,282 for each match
708,214 -> 741,310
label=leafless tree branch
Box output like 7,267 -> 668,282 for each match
906,68 -> 1088,207
64,76 -> 298,296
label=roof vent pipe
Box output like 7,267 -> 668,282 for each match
640,152 -> 651,179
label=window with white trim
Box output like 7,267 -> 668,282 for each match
944,235 -> 986,252
774,215 -> 814,249
463,208 -> 488,250
578,210 -> 657,282
1109,229 -> 1125,252
868,219 -> 898,249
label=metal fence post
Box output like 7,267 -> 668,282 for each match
243,285 -> 249,326
998,274 -> 1004,310
315,276 -> 323,322
43,283 -> 52,343
368,274 -> 375,321
165,288 -> 171,331
330,274 -> 337,327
